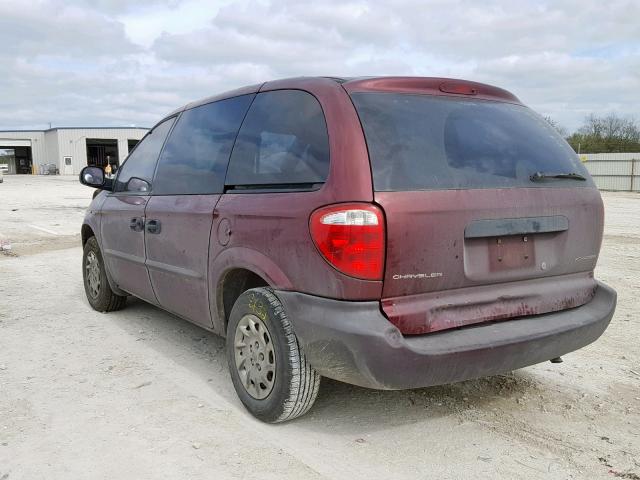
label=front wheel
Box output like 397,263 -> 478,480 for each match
226,287 -> 320,423
82,236 -> 127,312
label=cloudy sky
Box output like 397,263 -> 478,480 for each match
1,0 -> 638,132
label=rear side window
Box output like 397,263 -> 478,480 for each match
114,117 -> 174,193
225,90 -> 330,188
153,95 -> 254,195
351,93 -> 592,191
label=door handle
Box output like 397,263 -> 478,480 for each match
146,219 -> 162,234
129,217 -> 144,232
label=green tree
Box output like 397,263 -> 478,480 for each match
567,114 -> 640,153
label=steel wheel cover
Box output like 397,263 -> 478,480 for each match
85,251 -> 101,299
234,314 -> 276,400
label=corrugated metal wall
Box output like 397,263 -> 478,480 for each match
581,153 -> 640,192
44,130 -> 59,173
54,128 -> 147,174
0,131 -> 46,171
0,128 -> 148,174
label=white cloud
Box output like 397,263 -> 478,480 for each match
0,0 -> 638,131
117,0 -> 226,47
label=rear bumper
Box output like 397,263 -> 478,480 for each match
276,281 -> 617,390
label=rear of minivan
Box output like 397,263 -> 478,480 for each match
78,76 -> 617,422
279,77 -> 617,390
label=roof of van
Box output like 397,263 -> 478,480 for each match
163,76 -> 521,124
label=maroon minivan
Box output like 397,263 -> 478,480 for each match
79,77 -> 617,422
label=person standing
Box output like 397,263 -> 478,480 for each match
104,154 -> 112,177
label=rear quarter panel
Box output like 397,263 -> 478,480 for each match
208,78 -> 381,333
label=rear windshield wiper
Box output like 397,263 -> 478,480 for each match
530,171 -> 587,182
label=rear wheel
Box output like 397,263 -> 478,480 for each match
226,287 -> 320,423
82,236 -> 126,312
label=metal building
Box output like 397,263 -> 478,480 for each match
0,127 -> 148,175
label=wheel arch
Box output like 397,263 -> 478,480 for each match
219,268 -> 269,333
81,224 -> 95,246
210,247 -> 294,335
82,223 -> 127,297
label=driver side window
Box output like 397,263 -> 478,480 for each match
114,117 -> 175,193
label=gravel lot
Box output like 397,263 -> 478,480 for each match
1,175 -> 638,479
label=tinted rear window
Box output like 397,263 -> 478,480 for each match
351,93 -> 592,191
225,90 -> 330,187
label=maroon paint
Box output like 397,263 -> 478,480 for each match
208,191 -> 381,332
382,271 -> 597,334
376,186 -> 603,333
87,76 -> 607,339
144,194 -> 220,329
100,194 -> 158,305
342,76 -> 522,104
205,78 -> 381,333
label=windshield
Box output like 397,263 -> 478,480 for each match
351,93 -> 593,191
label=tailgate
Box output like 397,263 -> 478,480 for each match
350,89 -> 603,334
377,187 -> 603,334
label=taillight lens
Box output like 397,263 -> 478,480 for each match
309,203 -> 385,280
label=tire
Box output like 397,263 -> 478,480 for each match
226,287 -> 320,423
82,236 -> 127,312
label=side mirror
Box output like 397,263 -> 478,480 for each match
79,166 -> 112,191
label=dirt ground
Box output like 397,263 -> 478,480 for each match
0,176 -> 638,479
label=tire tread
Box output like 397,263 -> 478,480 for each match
227,287 -> 320,423
261,288 -> 320,423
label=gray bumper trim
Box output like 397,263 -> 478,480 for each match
276,282 -> 617,390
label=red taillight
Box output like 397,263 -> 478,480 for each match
309,203 -> 385,281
